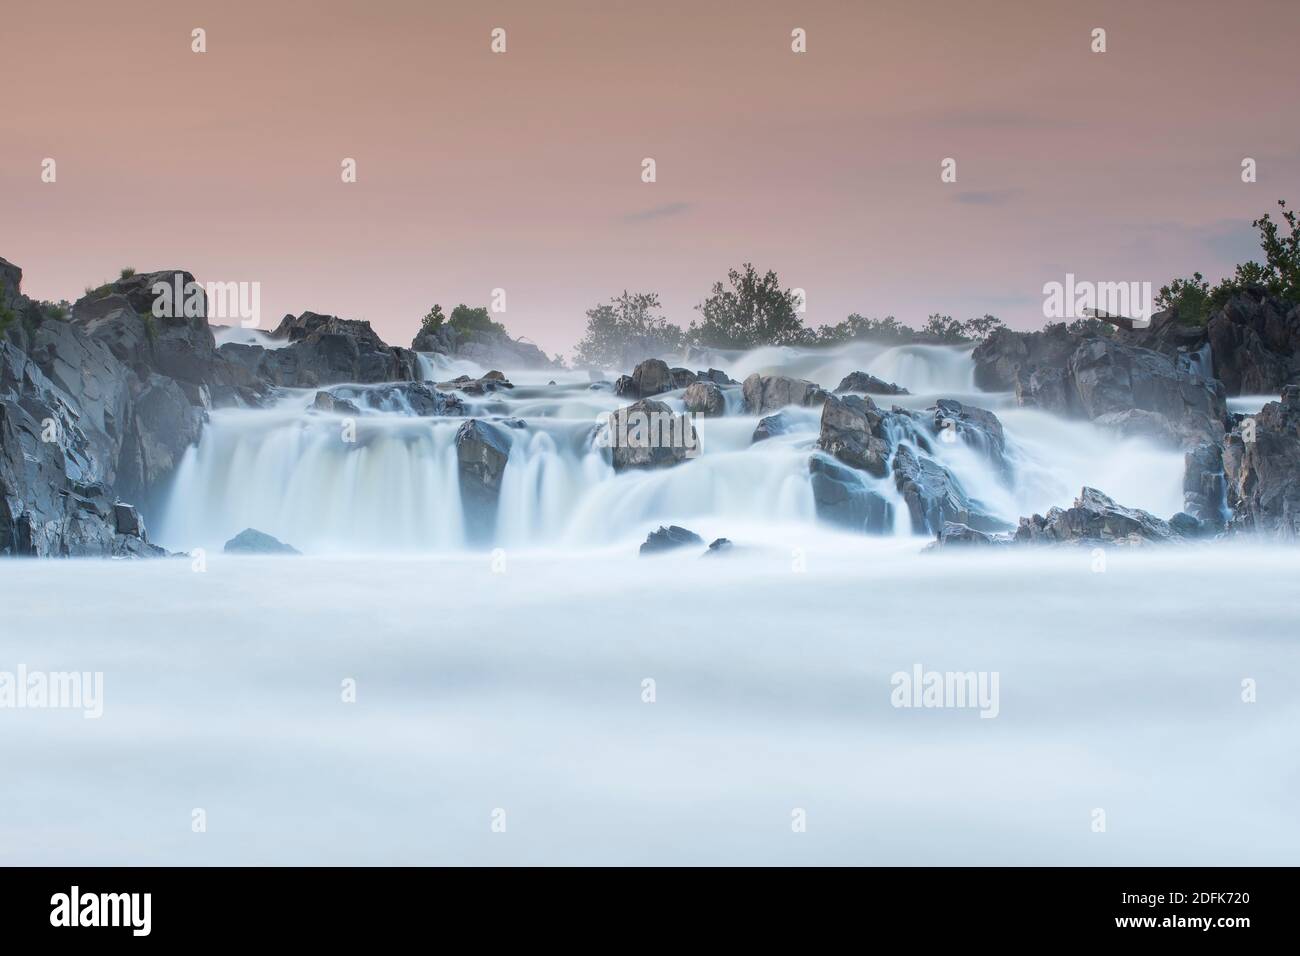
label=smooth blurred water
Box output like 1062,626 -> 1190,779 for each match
3,341 -> 1266,865
1,542 -> 1296,865
154,342 -> 1187,553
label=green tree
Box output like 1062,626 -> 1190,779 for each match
1157,199 -> 1300,325
959,314 -> 1005,342
814,314 -> 911,345
447,304 -> 506,340
921,314 -> 966,343
574,291 -> 684,367
1246,199 -> 1300,302
687,264 -> 809,348
1064,316 -> 1115,337
421,304 -> 446,332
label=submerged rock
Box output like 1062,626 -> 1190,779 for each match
240,311 -> 421,389
224,528 -> 300,554
455,419 -> 512,543
605,399 -> 699,471
973,326 -> 1227,448
696,368 -> 737,386
1070,337 -> 1226,446
630,358 -> 674,398
321,382 -> 464,416
972,324 -> 1080,393
816,394 -> 891,477
1014,487 -> 1180,546
639,525 -> 703,555
834,371 -> 909,395
929,522 -> 1013,549
892,445 -> 1008,536
436,372 -> 513,396
411,322 -> 555,369
682,381 -> 726,417
1183,440 -> 1227,527
742,373 -> 827,414
311,391 -> 362,415
929,399 -> 1011,482
809,455 -> 893,534
1222,385 -> 1300,538
1204,290 -> 1300,396
752,411 -> 793,443
703,537 -> 734,556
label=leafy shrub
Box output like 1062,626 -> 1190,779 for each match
574,292 -> 683,367
1158,199 -> 1300,325
687,264 -> 807,348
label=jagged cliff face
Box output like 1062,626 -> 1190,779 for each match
4,253 -> 1300,557
0,258 -> 430,556
411,321 -> 556,370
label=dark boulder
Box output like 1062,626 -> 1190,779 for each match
1014,365 -> 1073,413
1203,290 -> 1300,396
751,411 -> 793,443
928,522 -> 1013,549
115,373 -> 206,511
1,342 -> 122,556
1183,441 -> 1227,527
972,324 -> 1080,392
604,399 -> 699,471
892,445 -> 1008,536
682,381 -> 726,417
631,358 -> 675,398
742,373 -> 827,414
929,399 -> 1011,481
1015,487 -> 1179,546
816,394 -> 891,477
435,372 -> 513,396
312,391 -> 363,415
809,454 -> 893,534
455,419 -> 512,543
976,325 -> 1227,448
1222,385 -> 1300,538
241,311 -> 421,387
72,272 -> 221,388
1069,337 -> 1226,446
834,371 -> 909,395
639,525 -> 703,555
224,527 -> 301,555
696,368 -> 737,386
423,323 -> 556,369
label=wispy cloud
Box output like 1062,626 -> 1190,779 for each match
622,201 -> 694,222
952,189 -> 1021,206
894,108 -> 1082,132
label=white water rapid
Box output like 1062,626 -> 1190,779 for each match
154,341 -> 1185,554
7,340 -> 1295,866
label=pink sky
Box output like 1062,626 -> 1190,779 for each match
4,0 -> 1298,356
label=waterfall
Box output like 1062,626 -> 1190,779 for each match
155,345 -> 1186,554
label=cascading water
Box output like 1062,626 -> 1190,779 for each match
155,340 -> 1186,553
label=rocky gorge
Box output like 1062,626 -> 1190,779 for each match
4,256 -> 1300,559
